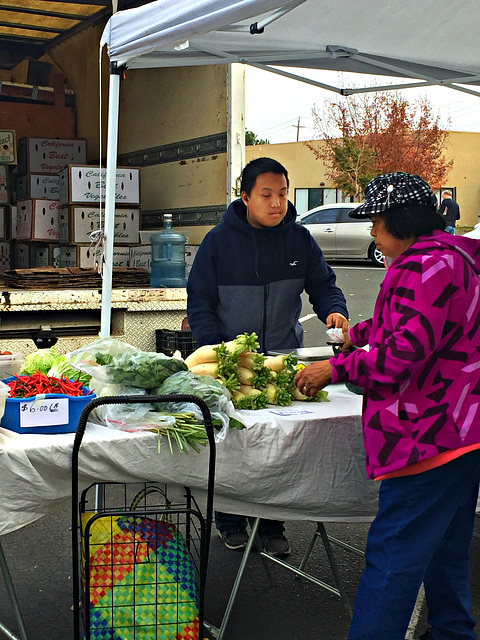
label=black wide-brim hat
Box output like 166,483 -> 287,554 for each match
349,172 -> 438,218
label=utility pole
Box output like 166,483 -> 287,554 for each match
292,117 -> 306,141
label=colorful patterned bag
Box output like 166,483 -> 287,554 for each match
81,493 -> 199,640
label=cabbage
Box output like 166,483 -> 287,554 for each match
47,358 -> 91,387
22,347 -> 62,376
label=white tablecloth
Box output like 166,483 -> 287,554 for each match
0,384 -> 379,536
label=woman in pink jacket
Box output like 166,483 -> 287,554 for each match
296,172 -> 480,640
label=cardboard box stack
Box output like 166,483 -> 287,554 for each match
0,131 -> 152,282
5,137 -> 145,272
8,136 -> 87,269
0,130 -> 17,272
57,165 -> 141,267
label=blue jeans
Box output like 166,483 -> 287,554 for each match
215,511 -> 285,538
348,450 -> 480,640
445,225 -> 455,235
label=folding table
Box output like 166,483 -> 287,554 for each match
0,384 -> 379,639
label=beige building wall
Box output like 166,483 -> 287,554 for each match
246,132 -> 480,229
246,140 -> 330,203
441,132 -> 480,228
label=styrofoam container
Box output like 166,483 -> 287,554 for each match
0,377 -> 95,434
0,352 -> 25,379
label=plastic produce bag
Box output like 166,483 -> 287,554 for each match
86,379 -> 154,428
66,337 -> 187,389
151,371 -> 245,442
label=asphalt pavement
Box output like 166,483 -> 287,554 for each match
1,262 -> 479,640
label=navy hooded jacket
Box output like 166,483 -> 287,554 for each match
187,198 -> 348,353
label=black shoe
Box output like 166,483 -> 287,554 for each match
218,529 -> 249,550
418,629 -> 432,640
261,534 -> 291,558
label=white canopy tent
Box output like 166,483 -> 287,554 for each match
99,0 -> 480,335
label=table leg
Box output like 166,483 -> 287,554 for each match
210,517 -> 262,640
0,542 -> 28,640
316,523 -> 353,617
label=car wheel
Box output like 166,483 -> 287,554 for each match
368,243 -> 384,267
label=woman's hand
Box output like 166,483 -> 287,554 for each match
294,360 -> 332,397
340,331 -> 353,351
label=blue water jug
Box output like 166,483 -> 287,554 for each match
150,214 -> 187,288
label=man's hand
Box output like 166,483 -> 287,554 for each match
326,313 -> 350,348
326,312 -> 348,331
294,360 -> 332,397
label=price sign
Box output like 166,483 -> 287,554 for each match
268,408 -> 314,416
19,397 -> 69,428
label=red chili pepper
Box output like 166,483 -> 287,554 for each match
5,374 -> 90,398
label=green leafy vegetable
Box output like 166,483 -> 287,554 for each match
218,372 -> 241,395
152,371 -> 226,408
66,338 -> 187,389
314,389 -> 330,402
234,392 -> 269,410
152,371 -> 246,432
105,350 -> 187,388
22,347 -> 62,376
146,412 -> 208,454
283,353 -> 299,372
251,366 -> 272,390
228,416 -> 245,430
95,352 -> 113,366
47,358 -> 91,387
275,386 -> 294,406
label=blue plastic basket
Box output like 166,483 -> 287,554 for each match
0,377 -> 95,434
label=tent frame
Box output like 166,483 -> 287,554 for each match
99,0 -> 480,335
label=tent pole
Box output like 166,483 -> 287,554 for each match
100,64 -> 122,337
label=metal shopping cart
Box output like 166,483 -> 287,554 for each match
71,394 -> 216,640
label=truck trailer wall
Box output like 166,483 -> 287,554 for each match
47,23 -> 109,163
118,65 -> 228,217
47,25 -> 234,233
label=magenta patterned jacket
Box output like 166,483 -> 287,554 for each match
331,230 -> 480,479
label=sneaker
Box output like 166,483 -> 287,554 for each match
218,529 -> 249,551
261,534 -> 291,558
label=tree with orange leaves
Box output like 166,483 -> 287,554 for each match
307,91 -> 453,200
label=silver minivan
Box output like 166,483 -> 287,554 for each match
298,202 -> 384,267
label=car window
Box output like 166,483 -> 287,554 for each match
336,208 -> 362,223
302,208 -> 338,224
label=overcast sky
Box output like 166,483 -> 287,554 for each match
245,66 -> 480,144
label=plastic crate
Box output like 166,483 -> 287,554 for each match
0,377 -> 95,434
155,329 -> 197,358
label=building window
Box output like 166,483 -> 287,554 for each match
435,188 -> 456,207
294,188 -> 324,213
294,187 -> 354,213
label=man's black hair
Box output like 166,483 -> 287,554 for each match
380,203 -> 446,239
240,157 -> 289,195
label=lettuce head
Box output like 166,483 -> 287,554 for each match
22,347 -> 63,376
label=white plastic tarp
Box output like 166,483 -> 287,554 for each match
98,0 -> 480,335
101,0 -> 480,94
0,385 -> 379,536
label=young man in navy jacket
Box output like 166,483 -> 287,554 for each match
187,157 -> 348,557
